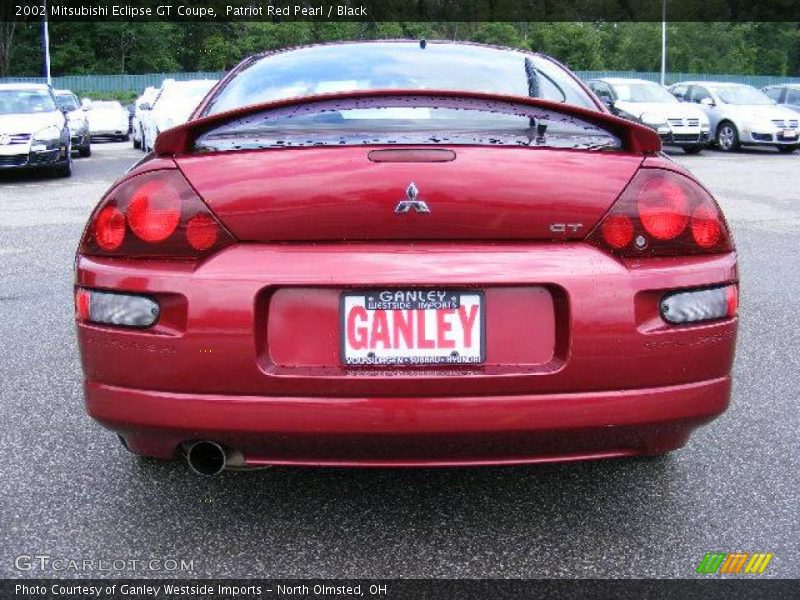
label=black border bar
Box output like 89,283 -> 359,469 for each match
8,0 -> 800,22
3,579 -> 800,600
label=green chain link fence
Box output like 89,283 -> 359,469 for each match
2,70 -> 799,94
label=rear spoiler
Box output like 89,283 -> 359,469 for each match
155,89 -> 662,156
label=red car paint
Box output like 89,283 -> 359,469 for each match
75,54 -> 737,469
175,145 -> 645,242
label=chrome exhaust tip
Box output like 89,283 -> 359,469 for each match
185,441 -> 229,476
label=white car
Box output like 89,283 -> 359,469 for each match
0,83 -> 72,177
88,101 -> 129,141
668,81 -> 800,153
586,77 -> 711,154
140,79 -> 217,152
132,86 -> 158,150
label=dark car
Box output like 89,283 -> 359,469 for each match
54,89 -> 91,157
0,83 -> 71,177
125,102 -> 136,133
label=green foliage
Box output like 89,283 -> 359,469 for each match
2,21 -> 798,78
76,90 -> 138,103
473,22 -> 524,47
528,23 -> 606,70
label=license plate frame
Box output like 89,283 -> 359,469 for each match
339,289 -> 485,366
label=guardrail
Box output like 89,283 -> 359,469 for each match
2,70 -> 799,93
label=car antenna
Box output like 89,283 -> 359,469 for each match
420,39 -> 427,49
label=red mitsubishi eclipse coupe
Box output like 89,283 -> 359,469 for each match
75,42 -> 738,475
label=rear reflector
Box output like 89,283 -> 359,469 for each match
660,285 -> 738,325
75,288 -> 159,328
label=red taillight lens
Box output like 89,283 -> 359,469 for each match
588,169 -> 733,257
94,205 -> 126,250
79,170 -> 235,259
186,213 -> 218,250
691,204 -> 722,248
637,177 -> 689,240
601,215 -> 634,249
127,179 -> 182,242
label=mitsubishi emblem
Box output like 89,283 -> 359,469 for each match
395,182 -> 431,214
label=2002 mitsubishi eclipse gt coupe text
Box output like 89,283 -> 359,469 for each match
74,42 -> 738,475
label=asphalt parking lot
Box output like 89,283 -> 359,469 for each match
0,142 -> 798,579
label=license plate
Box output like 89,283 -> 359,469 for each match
781,129 -> 797,139
0,145 -> 23,156
340,290 -> 484,366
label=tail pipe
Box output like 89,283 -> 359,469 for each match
184,441 -> 243,476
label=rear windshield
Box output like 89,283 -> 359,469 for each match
195,95 -> 621,152
203,43 -> 597,115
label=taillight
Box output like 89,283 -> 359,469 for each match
127,179 -> 182,242
94,205 -> 126,251
660,284 -> 738,325
75,288 -> 160,328
588,169 -> 733,257
79,170 -> 235,258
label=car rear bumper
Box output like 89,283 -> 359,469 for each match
86,376 -> 730,466
77,242 -> 737,466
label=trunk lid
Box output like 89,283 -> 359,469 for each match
176,147 -> 643,241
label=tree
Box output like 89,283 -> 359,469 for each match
473,22 -> 524,47
529,23 -> 605,70
0,2 -> 18,77
1,21 -> 798,79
